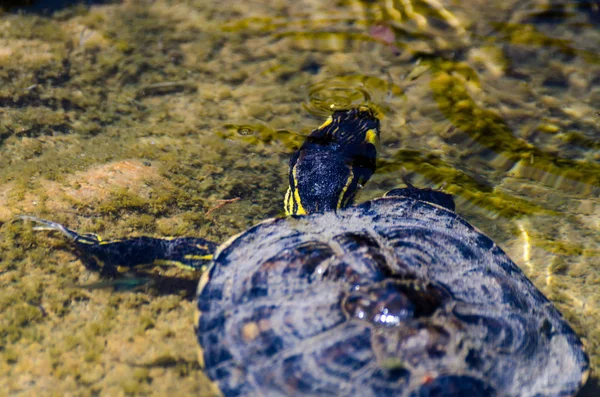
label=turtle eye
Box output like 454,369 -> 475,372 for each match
325,107 -> 380,145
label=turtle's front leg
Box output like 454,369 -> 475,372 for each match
20,216 -> 217,276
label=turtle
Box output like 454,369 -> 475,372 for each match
22,106 -> 589,396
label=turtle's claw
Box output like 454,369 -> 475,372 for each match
19,215 -> 98,244
19,215 -> 79,241
20,215 -> 218,274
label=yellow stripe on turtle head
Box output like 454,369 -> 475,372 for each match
365,128 -> 379,146
318,116 -> 333,130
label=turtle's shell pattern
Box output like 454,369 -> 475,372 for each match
196,196 -> 588,397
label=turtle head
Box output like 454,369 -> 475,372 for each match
285,106 -> 380,216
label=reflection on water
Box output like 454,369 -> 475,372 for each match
305,74 -> 403,116
0,0 -> 599,394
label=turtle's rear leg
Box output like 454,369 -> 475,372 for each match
384,171 -> 455,211
20,216 -> 217,277
384,185 -> 455,212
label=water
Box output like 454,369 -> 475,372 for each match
0,0 -> 598,394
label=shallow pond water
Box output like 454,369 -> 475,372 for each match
0,0 -> 598,395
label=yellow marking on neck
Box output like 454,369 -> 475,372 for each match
290,164 -> 306,215
337,167 -> 354,210
292,189 -> 306,215
98,238 -> 124,245
343,176 -> 364,208
365,128 -> 379,146
153,259 -> 206,271
184,254 -> 214,261
90,255 -> 104,267
284,187 -> 292,215
318,116 -> 333,130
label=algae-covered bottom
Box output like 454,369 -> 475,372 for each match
0,0 -> 599,395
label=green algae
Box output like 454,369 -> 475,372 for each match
219,123 -> 304,150
493,21 -> 600,66
379,149 -> 559,219
305,74 -> 404,116
427,62 -> 600,194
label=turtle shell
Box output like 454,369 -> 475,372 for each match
196,196 -> 589,397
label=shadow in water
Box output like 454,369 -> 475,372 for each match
2,0 -> 117,14
578,377 -> 600,397
73,271 -> 200,301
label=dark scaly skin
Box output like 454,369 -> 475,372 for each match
285,106 -> 379,215
20,216 -> 217,275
